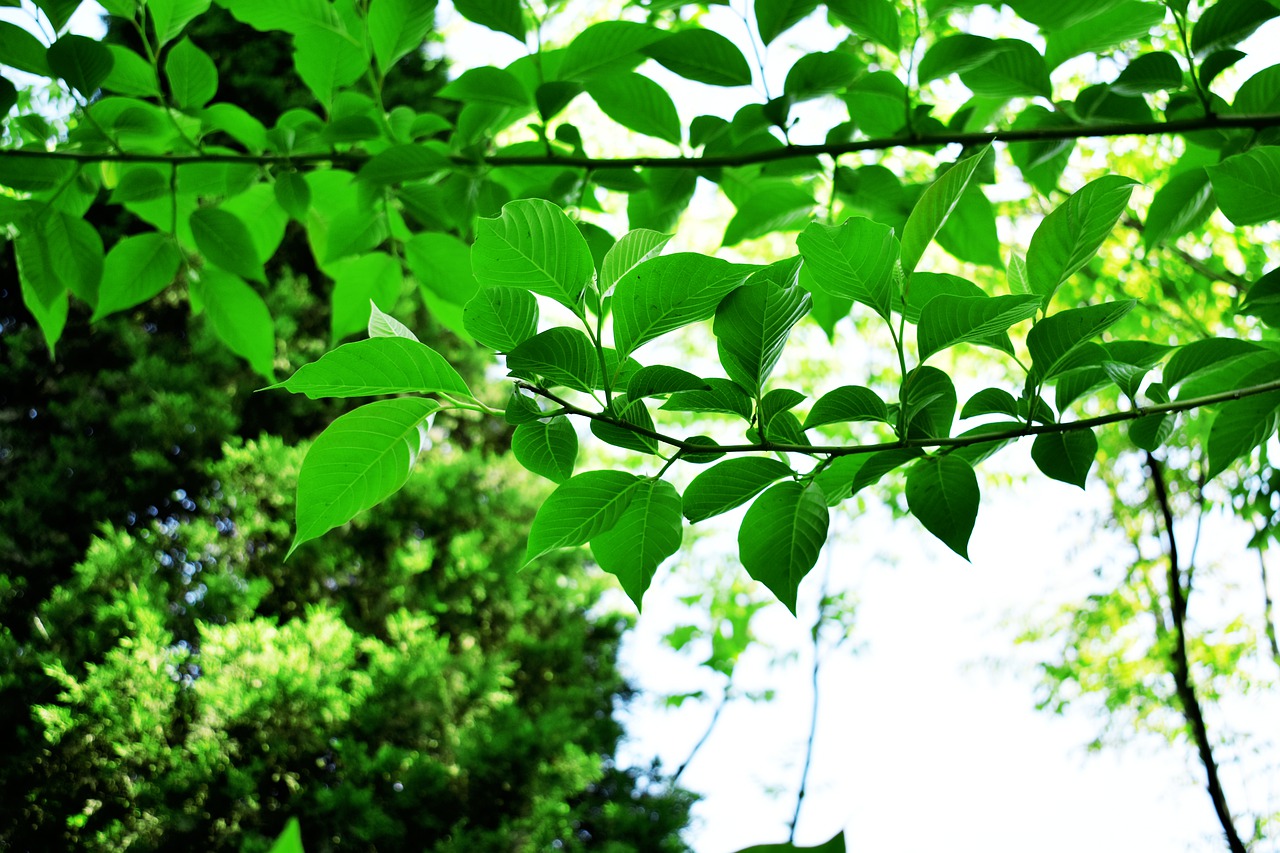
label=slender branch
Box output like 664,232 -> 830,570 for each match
789,556 -> 831,843
4,113 -> 1279,171
517,376 -> 1280,458
670,681 -> 732,785
1146,453 -> 1247,853
1253,532 -> 1280,669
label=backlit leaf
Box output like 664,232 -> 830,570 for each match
586,71 -> 681,145
47,35 -> 113,97
796,217 -> 900,321
803,386 -> 888,429
683,457 -> 795,523
473,198 -> 596,308
513,416 -> 578,483
195,269 -> 275,379
463,287 -> 539,352
917,294 -> 1041,362
900,147 -> 990,277
275,337 -> 471,399
612,253 -> 753,358
905,455 -> 979,560
1031,429 -> 1098,488
190,206 -> 265,282
713,278 -> 810,393
1027,301 -> 1136,380
591,479 -> 683,610
1026,175 -> 1137,304
642,28 -> 752,87
738,481 -> 828,614
1144,167 -> 1215,248
526,470 -> 641,562
1207,146 -> 1280,226
94,232 -> 182,320
165,37 -> 217,109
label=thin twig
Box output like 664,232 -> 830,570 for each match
1146,453 -> 1247,853
1253,531 -> 1280,670
789,551 -> 832,842
670,681 -> 732,785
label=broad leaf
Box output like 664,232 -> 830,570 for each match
755,0 -> 820,45
586,72 -> 682,145
1191,0 -> 1278,56
600,228 -> 671,296
1207,146 -> 1280,226
47,35 -> 113,97
902,366 -> 957,438
723,183 -> 816,246
190,206 -> 265,282
290,397 -> 440,555
1031,429 -> 1098,488
1026,175 -> 1137,304
660,378 -> 754,419
960,387 -> 1020,420
473,198 -> 595,309
512,416 -> 578,483
1206,387 -> 1280,478
1163,338 -> 1267,389
439,66 -> 532,107
506,326 -> 601,392
165,37 -> 217,109
329,252 -> 401,344
1027,301 -> 1136,380
1044,2 -> 1168,69
803,386 -> 888,429
796,217 -> 900,321
368,0 -> 436,72
936,185 -> 1003,268
464,287 -> 539,352
626,365 -> 709,399
738,481 -> 829,614
367,303 -> 419,341
827,0 -> 900,50
93,233 -> 181,320
591,479 -> 684,609
195,269 -> 275,379
917,294 -> 1041,362
0,22 -> 53,76
405,231 -> 480,305
905,456 -> 979,560
276,336 -> 470,399
1144,167 -> 1215,248
683,457 -> 795,523
357,143 -> 449,186
557,22 -> 665,82
525,470 -> 641,562
713,278 -> 810,393
642,28 -> 752,87
453,0 -> 525,40
900,147 -> 990,277
612,253 -> 753,358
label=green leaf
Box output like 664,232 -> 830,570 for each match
165,37 -> 217,109
660,378 -> 754,419
959,39 -> 1051,98
453,0 -> 524,39
274,171 -> 311,220
1207,386 -> 1280,477
586,72 -> 681,145
1233,63 -> 1280,114
368,303 -> 419,341
1144,167 -> 1214,249
328,252 -> 401,344
0,155 -> 75,193
917,294 -> 1041,362
590,394 -> 660,455
803,385 -> 888,429
1240,267 -> 1280,326
463,287 -> 539,352
1026,175 -> 1137,304
190,206 -> 266,283
1207,146 -> 1280,226
1044,2 -> 1168,69
101,44 -> 158,96
368,0 -> 436,73
558,21 -> 665,81
591,479 -> 684,610
902,365 -> 957,438
900,147 -> 991,278
268,817 -> 305,853
195,269 -> 275,379
600,228 -> 671,295
14,211 -> 103,310
274,337 -> 471,399
734,830 -> 847,853
960,387 -> 1020,420
439,66 -> 531,107
713,277 -> 810,393
783,51 -> 861,100
292,22 -> 369,108
827,0 -> 900,50
473,198 -> 595,309
506,326 -> 600,392
1027,301 -> 1136,380
642,28 -> 752,87
918,35 -> 1000,83
1031,429 -> 1098,488
512,416 -> 578,483
723,183 -> 816,246
626,365 -> 709,399
47,35 -> 113,97
357,143 -> 449,187
93,233 -> 181,320
935,184 -> 1003,268
0,75 -> 15,118
1113,52 -> 1184,94
612,253 -> 753,358
738,482 -> 829,614
684,457 -> 795,523
1191,0 -> 1278,57
0,21 -> 52,77
796,217 -> 900,321
405,231 -> 480,305
147,0 -> 211,44
1005,0 -> 1131,30
526,470 -> 641,562
290,397 -> 439,555
842,70 -> 908,136
905,456 -> 979,560
755,0 -> 820,45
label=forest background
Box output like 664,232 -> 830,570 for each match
1,0 -> 1279,851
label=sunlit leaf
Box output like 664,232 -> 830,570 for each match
1026,175 -> 1137,304
463,287 -> 539,352
274,337 -> 471,399
591,478 -> 683,609
905,456 -> 979,560
612,253 -> 753,358
473,198 -> 596,309
796,217 -> 900,321
513,416 -> 578,483
1207,146 -> 1280,226
526,470 -> 641,562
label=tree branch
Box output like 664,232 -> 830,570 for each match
4,113 -> 1278,171
517,376 -> 1280,459
1146,453 -> 1247,853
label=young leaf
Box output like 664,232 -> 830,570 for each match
590,479 -> 684,610
1144,168 -> 1214,249
1207,146 -> 1280,226
641,28 -> 753,87
738,481 -> 829,615
190,206 -> 266,283
611,253 -> 753,358
585,71 -> 682,145
525,470 -> 641,563
905,456 -> 979,560
47,35 -> 113,97
93,232 -> 182,320
796,217 -> 900,322
1031,429 -> 1098,489
1027,301 -> 1136,380
1026,175 -> 1137,304
626,365 -> 709,400
368,303 -> 419,341
195,269 -> 275,379
274,337 -> 471,399
900,147 -> 991,278
463,287 -> 539,352
506,326 -> 600,392
683,457 -> 795,523
713,279 -> 810,393
165,37 -> 217,109
803,386 -> 888,429
513,416 -> 578,484
472,198 -> 596,309
1206,388 -> 1280,478
917,294 -> 1041,362
290,397 -> 440,555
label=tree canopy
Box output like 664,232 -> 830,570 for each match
3,0 -> 1280,849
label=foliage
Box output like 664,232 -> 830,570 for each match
4,0 -> 1280,848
